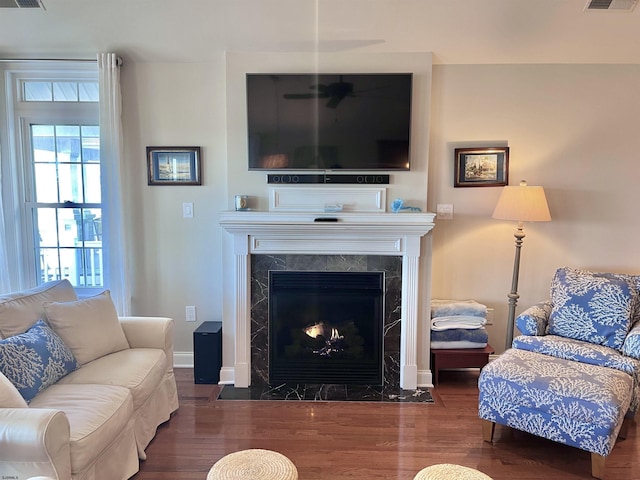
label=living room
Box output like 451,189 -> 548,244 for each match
0,1 -> 639,479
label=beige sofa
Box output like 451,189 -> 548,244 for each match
0,280 -> 179,480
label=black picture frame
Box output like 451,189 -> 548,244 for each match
454,147 -> 509,188
147,146 -> 201,185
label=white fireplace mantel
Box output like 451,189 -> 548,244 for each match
219,210 -> 436,389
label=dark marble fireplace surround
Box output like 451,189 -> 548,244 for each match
252,254 -> 401,387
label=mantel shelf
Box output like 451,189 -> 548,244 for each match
219,211 -> 436,230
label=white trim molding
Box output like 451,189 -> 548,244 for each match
269,186 -> 386,212
219,210 -> 435,390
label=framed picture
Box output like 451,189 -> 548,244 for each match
147,146 -> 201,185
454,147 -> 509,187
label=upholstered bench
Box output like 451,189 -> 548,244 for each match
478,348 -> 633,479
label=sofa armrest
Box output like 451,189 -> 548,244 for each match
515,300 -> 553,336
0,408 -> 71,479
119,316 -> 175,369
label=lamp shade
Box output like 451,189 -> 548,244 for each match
492,180 -> 551,222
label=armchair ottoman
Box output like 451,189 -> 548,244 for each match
479,348 -> 633,479
478,266 -> 640,479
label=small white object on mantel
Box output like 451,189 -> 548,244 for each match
269,187 -> 386,212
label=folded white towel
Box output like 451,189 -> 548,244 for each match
431,299 -> 487,318
430,315 -> 487,331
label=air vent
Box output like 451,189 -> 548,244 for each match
0,0 -> 45,8
585,0 -> 638,10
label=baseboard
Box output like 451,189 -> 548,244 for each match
219,366 -> 235,385
417,369 -> 434,389
173,351 -> 193,368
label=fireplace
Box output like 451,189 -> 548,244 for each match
268,270 -> 385,385
250,254 -> 402,389
219,209 -> 436,389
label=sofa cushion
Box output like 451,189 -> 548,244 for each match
56,348 -> 167,411
0,371 -> 28,408
43,290 -> 129,366
549,267 -> 635,350
0,279 -> 77,338
0,319 -> 77,402
29,383 -> 134,476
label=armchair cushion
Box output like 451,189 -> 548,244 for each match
43,290 -> 129,366
0,320 -> 77,402
548,267 -> 635,350
513,334 -> 640,377
513,334 -> 640,415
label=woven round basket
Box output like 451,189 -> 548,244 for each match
207,449 -> 298,480
413,463 -> 493,480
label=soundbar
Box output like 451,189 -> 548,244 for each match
267,174 -> 390,185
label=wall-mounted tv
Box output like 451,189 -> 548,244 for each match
246,73 -> 412,171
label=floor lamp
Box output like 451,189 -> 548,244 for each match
492,180 -> 551,350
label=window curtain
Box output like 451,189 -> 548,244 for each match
0,185 -> 11,293
98,53 -> 131,315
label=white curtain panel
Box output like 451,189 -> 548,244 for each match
0,187 -> 11,293
98,53 -> 131,315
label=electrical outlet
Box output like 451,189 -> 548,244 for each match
485,307 -> 494,326
185,305 -> 197,322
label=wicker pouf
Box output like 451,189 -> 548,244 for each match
413,463 -> 493,480
207,449 -> 298,480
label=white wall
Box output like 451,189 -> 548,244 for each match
120,60 -> 228,353
112,61 -> 640,360
429,64 -> 640,352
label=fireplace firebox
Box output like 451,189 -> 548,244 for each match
268,271 -> 384,385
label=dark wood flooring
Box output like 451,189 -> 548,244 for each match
132,368 -> 638,479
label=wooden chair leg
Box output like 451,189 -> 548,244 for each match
481,419 -> 495,443
591,453 -> 606,480
617,416 -> 632,440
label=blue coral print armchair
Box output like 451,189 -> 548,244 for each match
478,267 -> 640,479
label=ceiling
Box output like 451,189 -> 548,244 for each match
1,0 -> 640,64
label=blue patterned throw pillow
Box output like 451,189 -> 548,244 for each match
549,267 -> 634,350
0,319 -> 77,402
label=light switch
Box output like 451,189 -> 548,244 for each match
183,202 -> 194,218
436,204 -> 454,220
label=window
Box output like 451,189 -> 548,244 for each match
29,123 -> 103,287
1,63 -> 103,294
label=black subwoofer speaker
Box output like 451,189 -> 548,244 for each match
193,321 -> 222,384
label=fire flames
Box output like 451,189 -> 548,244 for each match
303,322 -> 344,357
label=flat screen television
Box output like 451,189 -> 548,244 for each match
246,73 -> 412,171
